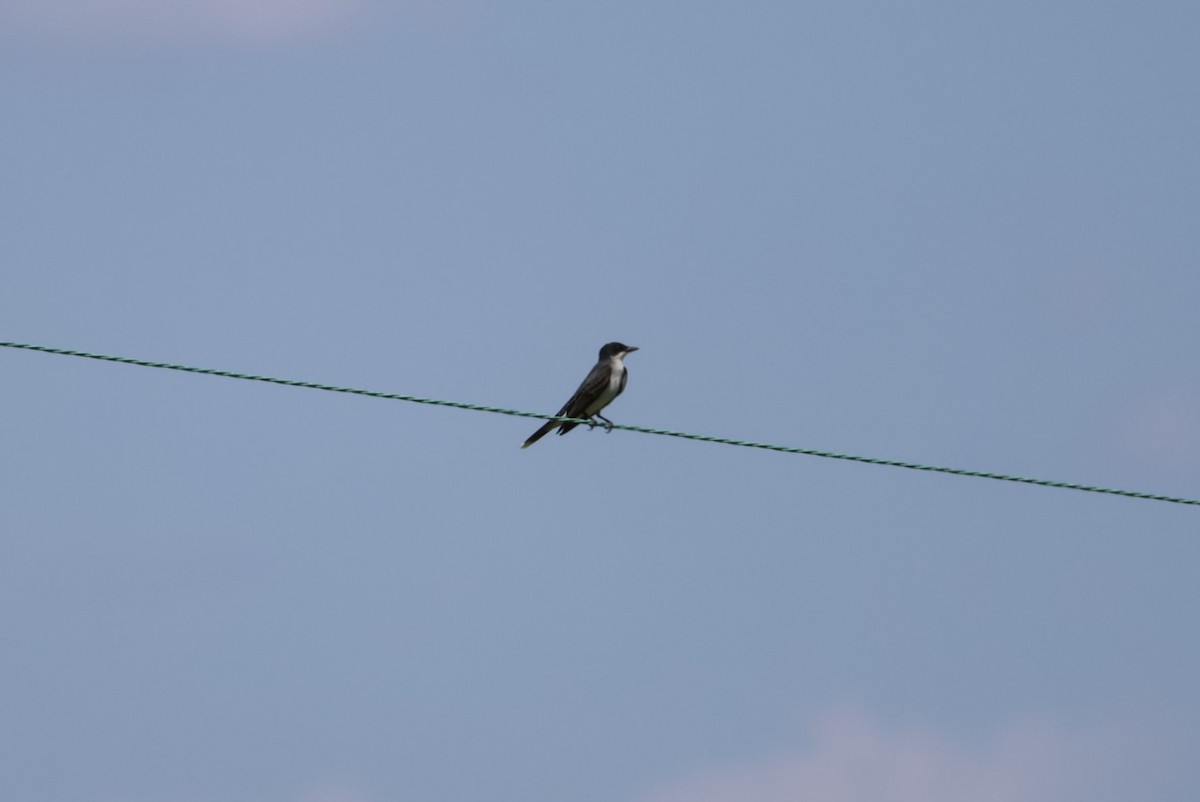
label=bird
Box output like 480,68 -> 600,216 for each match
521,342 -> 639,448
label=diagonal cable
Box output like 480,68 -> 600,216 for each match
2,340 -> 1197,506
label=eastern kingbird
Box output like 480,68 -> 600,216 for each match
521,342 -> 639,448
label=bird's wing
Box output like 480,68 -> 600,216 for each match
561,361 -> 610,419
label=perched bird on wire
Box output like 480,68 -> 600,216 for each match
521,342 -> 639,448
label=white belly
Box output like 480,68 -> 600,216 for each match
585,362 -> 625,416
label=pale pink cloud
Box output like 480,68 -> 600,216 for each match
1116,386 -> 1200,464
0,0 -> 372,45
297,785 -> 375,802
634,708 -> 1186,802
1040,264 -> 1120,327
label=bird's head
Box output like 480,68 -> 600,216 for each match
599,342 -> 638,360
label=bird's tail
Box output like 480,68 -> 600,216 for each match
521,420 -> 560,448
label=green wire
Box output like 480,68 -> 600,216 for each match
3,340 -> 1197,507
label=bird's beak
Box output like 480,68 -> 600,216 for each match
625,346 -> 639,353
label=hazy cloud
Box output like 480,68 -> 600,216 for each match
634,708 -> 1185,802
1116,386 -> 1200,464
0,0 -> 372,45
297,785 -> 374,802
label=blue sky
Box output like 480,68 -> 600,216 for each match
2,2 -> 1199,801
